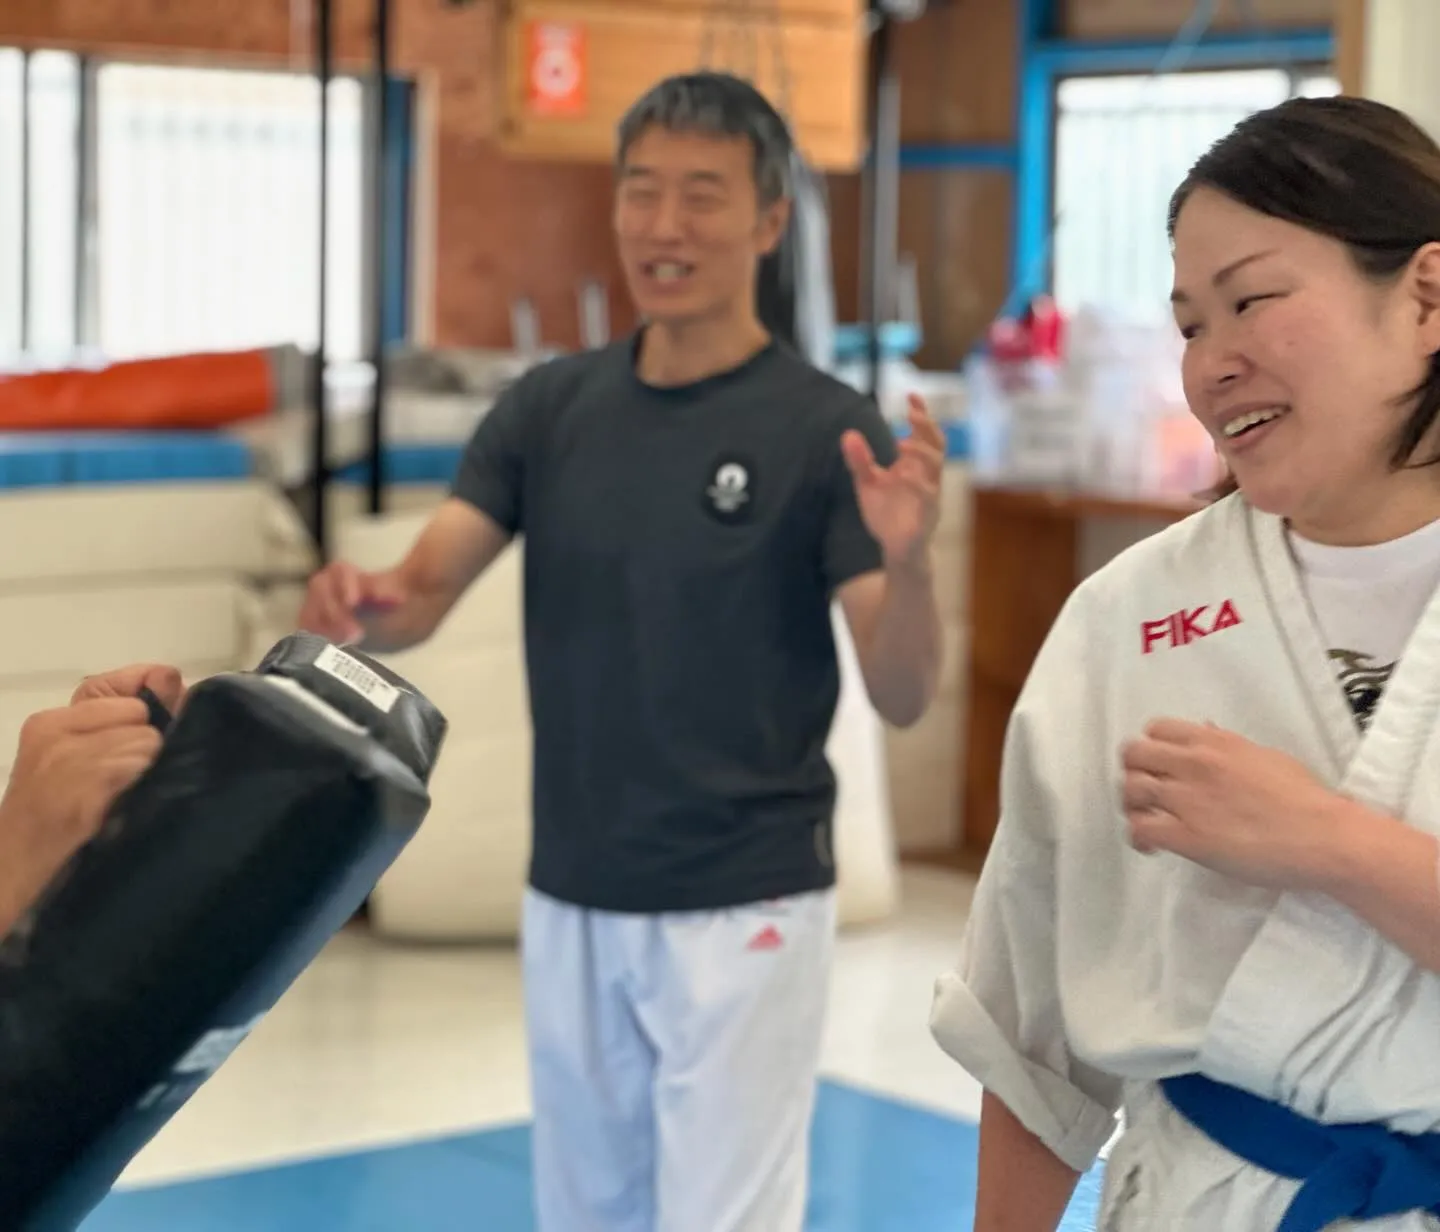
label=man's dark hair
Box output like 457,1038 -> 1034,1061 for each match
615,71 -> 795,206
1169,95 -> 1440,496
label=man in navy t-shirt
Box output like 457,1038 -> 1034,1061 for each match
300,70 -> 944,1232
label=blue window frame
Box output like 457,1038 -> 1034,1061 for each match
1011,1 -> 1334,311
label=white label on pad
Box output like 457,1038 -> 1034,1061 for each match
173,1016 -> 267,1076
314,644 -> 401,713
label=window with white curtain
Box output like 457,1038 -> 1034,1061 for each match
1052,68 -> 1340,325
0,53 -> 382,371
28,51 -> 81,361
0,50 -> 82,368
0,51 -> 23,361
95,63 -> 365,363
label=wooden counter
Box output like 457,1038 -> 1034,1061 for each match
956,482 -> 1200,862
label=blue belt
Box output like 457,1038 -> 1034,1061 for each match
1161,1074 -> 1440,1232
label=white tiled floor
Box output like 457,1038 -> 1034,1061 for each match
117,865 -> 983,1191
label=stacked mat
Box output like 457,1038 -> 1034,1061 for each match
316,499 -> 535,941
0,473 -> 317,782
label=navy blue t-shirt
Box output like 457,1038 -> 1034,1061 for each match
451,334 -> 897,913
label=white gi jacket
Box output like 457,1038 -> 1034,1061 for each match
931,494 -> 1440,1230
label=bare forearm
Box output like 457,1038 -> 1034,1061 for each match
975,1091 -> 1080,1232
861,557 -> 942,728
1316,799 -> 1440,973
356,502 -> 512,655
353,577 -> 452,655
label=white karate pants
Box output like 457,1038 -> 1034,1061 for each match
520,885 -> 837,1232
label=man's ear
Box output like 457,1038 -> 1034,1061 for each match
1409,241 -> 1440,356
756,196 -> 792,256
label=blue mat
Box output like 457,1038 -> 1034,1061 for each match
83,1081 -> 1104,1231
0,434 -> 473,492
0,432 -> 254,489
0,433 -> 468,491
0,415 -> 970,494
334,443 -> 465,487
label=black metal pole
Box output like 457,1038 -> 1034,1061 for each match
19,52 -> 31,354
76,57 -> 95,350
860,8 -> 899,402
312,0 -> 333,560
367,0 -> 392,516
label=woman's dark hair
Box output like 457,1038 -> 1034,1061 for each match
1167,95 -> 1440,499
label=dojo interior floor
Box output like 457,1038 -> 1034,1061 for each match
78,866 -> 1106,1230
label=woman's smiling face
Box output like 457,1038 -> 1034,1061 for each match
1171,184 -> 1440,544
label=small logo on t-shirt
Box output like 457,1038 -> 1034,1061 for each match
703,456 -> 755,522
1329,648 -> 1395,730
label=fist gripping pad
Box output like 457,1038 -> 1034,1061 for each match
0,633 -> 447,1231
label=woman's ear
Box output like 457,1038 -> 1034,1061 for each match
1410,242 -> 1440,355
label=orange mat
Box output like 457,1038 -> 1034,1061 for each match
0,349 -> 275,432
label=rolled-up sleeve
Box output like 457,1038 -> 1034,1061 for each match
929,595 -> 1122,1173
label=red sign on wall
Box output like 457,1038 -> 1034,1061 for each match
524,21 -> 588,117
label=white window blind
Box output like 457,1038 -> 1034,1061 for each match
0,50 -> 83,368
0,51 -> 22,361
95,63 -> 364,362
27,51 -> 81,361
1052,68 -> 1339,325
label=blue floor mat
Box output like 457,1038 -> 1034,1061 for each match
83,1082 -> 1105,1230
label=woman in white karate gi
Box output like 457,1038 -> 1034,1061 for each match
933,95 -> 1440,1231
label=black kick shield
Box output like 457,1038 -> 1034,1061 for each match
0,633 -> 447,1230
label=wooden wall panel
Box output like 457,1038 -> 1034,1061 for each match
900,170 -> 1012,369
500,0 -> 867,169
825,172 -> 864,326
0,0 -> 628,353
556,0 -> 861,23
432,137 -> 630,349
2,0 -> 441,74
1061,0 -> 1333,39
825,0 -> 1018,370
824,169 -> 1011,370
896,0 -> 1018,145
